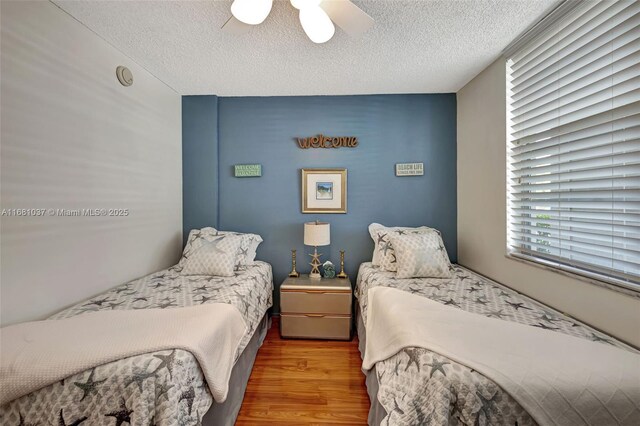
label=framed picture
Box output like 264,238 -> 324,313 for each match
301,168 -> 347,213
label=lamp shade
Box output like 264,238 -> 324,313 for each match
304,221 -> 330,246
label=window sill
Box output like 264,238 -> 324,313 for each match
505,252 -> 640,300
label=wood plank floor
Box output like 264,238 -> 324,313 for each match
236,316 -> 370,425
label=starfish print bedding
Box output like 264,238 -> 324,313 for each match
0,262 -> 273,426
355,262 -> 636,426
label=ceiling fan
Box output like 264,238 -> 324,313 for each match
222,0 -> 374,44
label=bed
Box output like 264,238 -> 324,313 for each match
0,260 -> 273,426
355,262 -> 638,426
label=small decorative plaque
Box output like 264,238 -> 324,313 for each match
234,164 -> 262,177
395,163 -> 424,176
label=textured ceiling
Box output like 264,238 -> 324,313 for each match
53,0 -> 559,96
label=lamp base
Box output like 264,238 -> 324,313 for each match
309,246 -> 322,279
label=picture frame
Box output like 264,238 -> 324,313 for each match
301,168 -> 347,214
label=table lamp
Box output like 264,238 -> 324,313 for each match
304,220 -> 330,279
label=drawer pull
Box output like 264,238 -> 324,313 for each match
282,289 -> 350,294
305,314 -> 326,318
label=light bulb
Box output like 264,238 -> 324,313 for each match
291,0 -> 322,10
299,6 -> 335,44
231,0 -> 273,25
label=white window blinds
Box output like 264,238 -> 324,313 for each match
506,0 -> 640,290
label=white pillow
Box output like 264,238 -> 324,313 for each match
183,228 -> 263,272
389,233 -> 453,279
180,232 -> 243,276
211,228 -> 263,269
368,223 -> 437,271
181,227 -> 216,267
245,234 -> 263,262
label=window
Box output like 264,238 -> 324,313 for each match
506,0 -> 639,291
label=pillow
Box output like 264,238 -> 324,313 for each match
211,228 -> 263,270
246,234 -> 263,262
182,227 -> 263,272
389,233 -> 453,279
181,227 -> 216,267
368,223 -> 437,271
180,232 -> 243,276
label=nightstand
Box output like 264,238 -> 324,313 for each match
280,274 -> 352,340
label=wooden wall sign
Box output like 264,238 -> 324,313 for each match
396,163 -> 424,176
234,164 -> 262,177
296,134 -> 358,149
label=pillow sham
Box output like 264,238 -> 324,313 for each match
211,228 -> 263,270
180,233 -> 243,277
182,227 -> 263,272
368,223 -> 437,271
389,233 -> 453,279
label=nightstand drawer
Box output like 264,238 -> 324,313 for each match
281,313 -> 351,340
281,290 -> 351,315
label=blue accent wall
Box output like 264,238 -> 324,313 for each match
215,94 -> 457,312
182,95 -> 219,244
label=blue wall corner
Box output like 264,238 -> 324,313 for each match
213,94 -> 457,312
182,95 -> 219,245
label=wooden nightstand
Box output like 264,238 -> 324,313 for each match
280,275 -> 352,340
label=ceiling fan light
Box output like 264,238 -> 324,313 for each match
299,6 -> 335,44
291,0 -> 322,10
231,0 -> 273,25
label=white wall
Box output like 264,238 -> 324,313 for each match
0,1 -> 182,325
457,58 -> 640,347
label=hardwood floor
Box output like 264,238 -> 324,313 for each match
236,316 -> 370,425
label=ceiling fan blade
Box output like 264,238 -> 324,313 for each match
320,0 -> 374,37
221,15 -> 252,35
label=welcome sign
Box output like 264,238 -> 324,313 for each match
297,134 -> 359,149
234,164 -> 262,177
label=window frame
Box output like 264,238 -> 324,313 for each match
503,1 -> 640,293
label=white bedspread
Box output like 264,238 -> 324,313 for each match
0,303 -> 246,406
363,286 -> 640,426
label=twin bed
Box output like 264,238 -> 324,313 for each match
356,224 -> 640,426
0,229 -> 273,426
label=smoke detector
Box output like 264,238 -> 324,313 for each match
116,66 -> 133,87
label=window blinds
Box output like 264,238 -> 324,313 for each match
506,0 -> 640,289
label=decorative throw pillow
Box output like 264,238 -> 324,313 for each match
180,227 -> 216,266
182,228 -> 263,272
389,233 -> 453,279
180,233 -> 243,276
368,223 -> 437,271
211,229 -> 263,271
